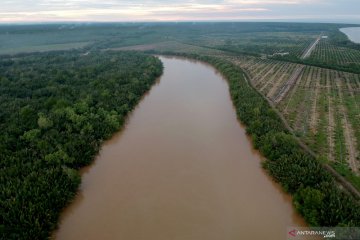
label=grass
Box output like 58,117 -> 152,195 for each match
331,162 -> 360,190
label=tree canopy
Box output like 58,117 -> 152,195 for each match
0,50 -> 162,239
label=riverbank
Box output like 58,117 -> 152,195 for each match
156,52 -> 360,227
55,56 -> 305,240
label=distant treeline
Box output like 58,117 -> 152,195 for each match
154,51 -> 360,227
1,22 -> 357,55
330,29 -> 360,52
0,51 -> 163,239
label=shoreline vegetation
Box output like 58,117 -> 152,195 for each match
0,51 -> 163,239
153,52 -> 360,227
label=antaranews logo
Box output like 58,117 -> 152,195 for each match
288,229 -> 297,237
287,227 -> 360,240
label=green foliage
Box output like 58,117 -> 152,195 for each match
0,50 -> 162,239
37,113 -> 53,129
263,152 -> 332,193
331,162 -> 360,191
256,132 -> 301,161
21,129 -> 41,142
294,187 -> 324,226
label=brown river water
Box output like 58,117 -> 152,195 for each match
54,56 -> 305,240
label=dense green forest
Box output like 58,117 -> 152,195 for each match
0,51 -> 162,239
158,51 -> 360,227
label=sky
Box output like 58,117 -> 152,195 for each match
0,0 -> 359,23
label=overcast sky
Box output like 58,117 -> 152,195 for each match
0,0 -> 359,23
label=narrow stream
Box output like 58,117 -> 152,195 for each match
55,56 -> 305,240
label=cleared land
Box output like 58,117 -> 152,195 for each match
226,59 -> 360,193
237,58 -> 360,175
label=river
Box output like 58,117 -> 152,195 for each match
340,27 -> 360,43
54,56 -> 305,240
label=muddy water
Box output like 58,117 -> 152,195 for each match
55,56 -> 305,240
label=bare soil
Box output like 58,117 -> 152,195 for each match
335,75 -> 359,173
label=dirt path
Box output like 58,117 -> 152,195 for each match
258,62 -> 285,91
252,62 -> 275,85
344,72 -> 360,169
241,58 -> 257,69
309,68 -> 321,133
254,63 -> 278,89
283,66 -> 307,113
232,58 -> 259,79
292,67 -> 317,134
354,74 -> 360,89
283,71 -> 304,115
267,64 -> 294,100
273,65 -> 305,104
335,74 -> 359,173
258,62 -> 285,89
344,72 -> 360,109
304,67 -> 314,88
301,35 -> 321,59
292,92 -> 309,133
246,64 -> 262,79
326,69 -> 335,162
247,59 -> 264,73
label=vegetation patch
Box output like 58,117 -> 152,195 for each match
0,50 -> 163,239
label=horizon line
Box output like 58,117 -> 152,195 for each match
1,20 -> 360,25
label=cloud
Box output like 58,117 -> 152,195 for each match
0,0 -> 270,21
225,0 -> 305,4
0,0 -> 358,23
